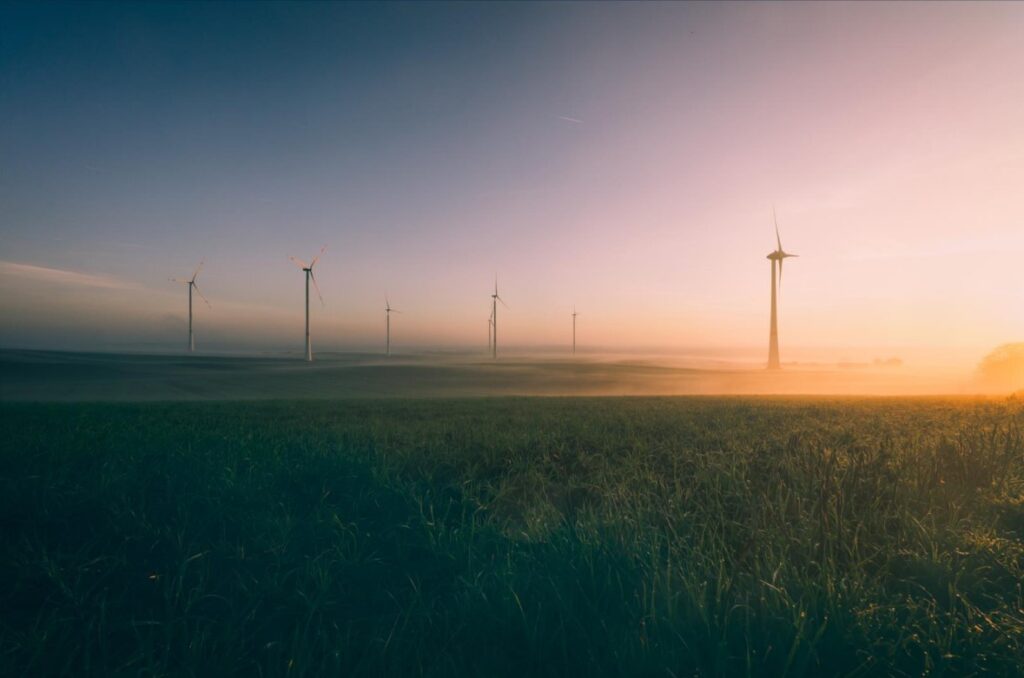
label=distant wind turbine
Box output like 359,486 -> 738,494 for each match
572,306 -> 578,355
385,296 -> 401,356
170,259 -> 210,353
766,210 -> 798,370
289,246 -> 326,362
491,277 -> 508,359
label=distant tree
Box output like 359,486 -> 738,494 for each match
977,343 -> 1024,392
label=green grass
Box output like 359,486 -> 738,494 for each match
2,397 -> 1023,676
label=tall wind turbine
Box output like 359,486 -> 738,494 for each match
572,306 -> 578,355
766,211 -> 798,370
385,296 -> 401,356
491,277 -> 508,359
170,259 -> 210,353
289,246 -> 326,362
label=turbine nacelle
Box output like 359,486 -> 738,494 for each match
768,211 -> 799,285
491,276 -> 509,307
290,246 -> 326,306
170,259 -> 211,308
491,281 -> 508,308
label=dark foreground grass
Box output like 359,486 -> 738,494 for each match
2,397 -> 1023,676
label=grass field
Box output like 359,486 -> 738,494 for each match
2,397 -> 1023,676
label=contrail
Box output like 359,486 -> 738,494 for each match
557,115 -> 583,124
0,261 -> 135,289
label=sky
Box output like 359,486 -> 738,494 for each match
2,1 -> 1023,367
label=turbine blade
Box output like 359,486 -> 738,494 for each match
309,270 -> 324,306
193,284 -> 212,308
169,277 -> 189,284
498,295 -> 509,309
310,245 -> 327,268
778,257 -> 783,290
191,259 -> 204,282
289,256 -> 309,270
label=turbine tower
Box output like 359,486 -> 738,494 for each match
289,246 -> 326,362
491,277 -> 507,359
385,296 -> 400,356
170,259 -> 210,353
572,306 -> 578,355
487,307 -> 494,354
766,211 -> 798,370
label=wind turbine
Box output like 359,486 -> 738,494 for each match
572,306 -> 578,355
170,259 -> 210,353
491,277 -> 508,359
766,210 -> 798,370
289,246 -> 326,362
385,296 -> 401,356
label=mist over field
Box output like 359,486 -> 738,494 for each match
0,348 -> 1007,402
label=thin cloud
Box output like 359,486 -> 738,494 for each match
557,115 -> 583,124
0,261 -> 136,289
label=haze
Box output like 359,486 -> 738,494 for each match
2,2 -> 1023,376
